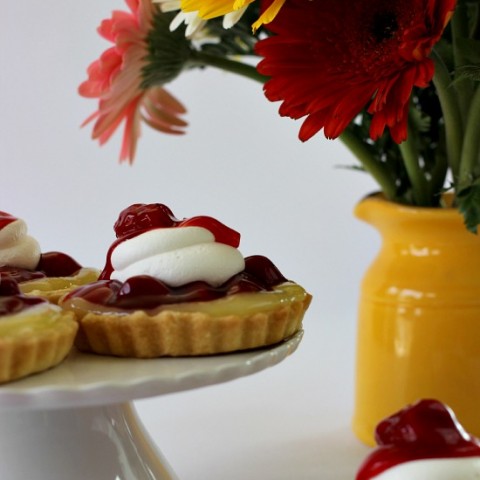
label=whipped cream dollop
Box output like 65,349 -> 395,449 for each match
0,215 -> 40,270
110,226 -> 245,287
370,457 -> 480,479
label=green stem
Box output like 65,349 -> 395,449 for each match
429,148 -> 449,202
432,49 -> 464,180
451,2 -> 470,64
459,85 -> 480,185
451,2 -> 474,125
189,51 -> 268,83
340,129 -> 398,200
398,118 -> 430,205
473,2 -> 480,38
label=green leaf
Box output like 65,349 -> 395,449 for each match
457,182 -> 480,233
409,105 -> 432,132
335,164 -> 366,172
454,65 -> 480,83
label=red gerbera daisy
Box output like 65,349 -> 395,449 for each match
255,0 -> 456,143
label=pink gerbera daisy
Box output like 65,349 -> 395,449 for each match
255,0 -> 456,143
79,0 -> 189,163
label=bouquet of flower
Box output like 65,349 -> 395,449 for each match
79,0 -> 480,230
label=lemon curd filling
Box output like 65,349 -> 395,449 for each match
19,268 -> 99,294
0,304 -> 73,337
0,293 -> 77,383
62,282 -> 309,318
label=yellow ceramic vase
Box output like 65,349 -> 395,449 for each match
352,193 -> 480,446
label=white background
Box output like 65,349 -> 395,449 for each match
1,1 -> 381,478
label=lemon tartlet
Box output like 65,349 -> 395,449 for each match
0,210 -> 98,304
0,277 -> 77,383
61,203 -> 311,357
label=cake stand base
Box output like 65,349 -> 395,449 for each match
0,333 -> 303,479
0,402 -> 178,480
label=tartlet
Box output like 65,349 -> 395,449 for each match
0,277 -> 77,383
61,203 -> 311,357
356,399 -> 480,480
0,210 -> 98,304
16,255 -> 99,305
62,271 -> 309,357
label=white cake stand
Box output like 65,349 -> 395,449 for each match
0,331 -> 302,480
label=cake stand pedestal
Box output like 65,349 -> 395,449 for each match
0,332 -> 302,480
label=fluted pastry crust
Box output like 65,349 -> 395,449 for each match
0,308 -> 77,383
73,292 -> 310,357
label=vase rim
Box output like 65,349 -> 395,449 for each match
359,192 -> 457,213
354,192 -> 469,230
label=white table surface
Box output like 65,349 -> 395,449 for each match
135,301 -> 372,480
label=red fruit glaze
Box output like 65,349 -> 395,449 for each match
114,203 -> 178,238
0,277 -> 21,296
68,255 -> 288,309
100,203 -> 241,280
356,399 -> 480,480
37,252 -> 82,277
0,267 -> 45,283
0,211 -> 17,230
0,277 -> 45,316
113,203 -> 240,247
0,252 -> 83,283
178,216 -> 240,248
0,210 -> 83,282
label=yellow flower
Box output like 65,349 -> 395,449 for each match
175,0 -> 287,30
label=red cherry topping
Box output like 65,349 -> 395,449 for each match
37,252 -> 82,277
356,399 -> 480,480
0,267 -> 46,283
70,256 -> 288,308
0,276 -> 45,316
101,203 -> 242,280
0,277 -> 21,296
375,399 -> 473,448
114,203 -> 178,238
112,203 -> 240,248
0,211 -> 17,230
0,252 -> 83,283
243,255 -> 287,287
178,216 -> 240,248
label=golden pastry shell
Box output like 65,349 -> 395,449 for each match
73,292 -> 311,357
0,307 -> 78,383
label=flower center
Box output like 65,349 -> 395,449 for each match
371,11 -> 398,43
141,9 -> 192,89
346,2 -> 415,76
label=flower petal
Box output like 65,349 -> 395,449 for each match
256,0 -> 456,143
79,1 -> 189,163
